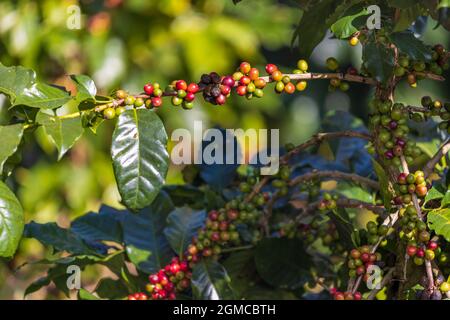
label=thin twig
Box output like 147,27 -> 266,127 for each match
424,138 -> 450,177
289,170 -> 379,190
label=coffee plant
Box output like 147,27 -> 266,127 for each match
2,0 -> 450,301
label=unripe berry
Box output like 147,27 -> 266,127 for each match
297,59 -> 308,72
103,108 -> 116,120
125,96 -> 136,105
296,81 -> 307,91
116,89 -> 128,99
134,97 -> 144,107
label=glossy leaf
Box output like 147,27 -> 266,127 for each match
71,205 -> 123,243
111,109 -> 169,211
0,63 -> 35,101
0,181 -> 24,257
255,238 -> 312,289
390,32 -> 432,61
23,221 -> 100,255
428,208 -> 450,241
36,111 -> 84,160
14,82 -> 71,109
372,159 -> 392,210
0,123 -> 24,173
164,207 -> 206,258
191,259 -> 235,300
362,38 -> 395,83
331,9 -> 368,39
70,74 -> 97,103
121,192 -> 174,273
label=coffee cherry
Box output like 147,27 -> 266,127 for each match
248,68 -> 260,81
221,76 -> 235,88
134,97 -> 144,107
407,245 -> 417,256
440,282 -> 450,293
349,36 -> 359,46
116,89 -> 128,99
284,82 -> 295,94
425,249 -> 435,260
265,64 -> 278,75
428,241 -> 438,250
125,96 -> 136,105
103,108 -> 116,120
326,57 -> 339,71
297,59 -> 308,72
152,97 -> 163,107
115,106 -> 126,116
187,83 -> 199,93
240,62 -> 251,74
271,70 -> 283,82
236,86 -> 247,96
296,81 -> 307,91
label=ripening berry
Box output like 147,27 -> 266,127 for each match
239,76 -> 251,85
240,62 -> 251,74
349,36 -> 359,46
152,97 -> 163,107
221,76 -> 235,88
187,83 -> 199,93
265,64 -> 278,74
143,84 -> 154,95
284,82 -> 295,94
236,85 -> 247,96
271,70 -> 283,82
254,78 -> 266,88
116,89 -> 128,99
248,68 -> 260,81
296,81 -> 307,91
175,80 -> 187,91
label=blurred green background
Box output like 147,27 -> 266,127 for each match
0,0 -> 449,299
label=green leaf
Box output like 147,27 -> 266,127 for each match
164,207 -> 206,258
163,185 -> 205,208
390,32 -> 432,61
0,124 -> 24,173
23,222 -> 99,255
254,238 -> 312,289
424,184 -> 446,204
329,208 -> 360,249
0,63 -> 35,101
191,259 -> 235,300
71,205 -> 123,243
95,278 -> 129,299
111,109 -> 169,211
372,159 -> 392,210
362,38 -> 395,83
331,9 -> 368,39
428,208 -> 450,241
70,74 -> 97,103
36,111 -> 84,160
14,83 -> 71,109
121,192 -> 174,273
78,288 -> 100,300
0,181 -> 24,257
393,5 -> 423,32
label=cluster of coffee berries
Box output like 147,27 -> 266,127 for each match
318,193 -> 338,211
270,165 -> 291,197
167,80 -> 199,110
406,241 -> 440,266
127,292 -> 148,300
266,62 -> 300,95
368,99 -> 421,165
142,83 -> 164,108
136,257 -> 191,300
420,96 -> 450,133
292,59 -> 308,91
298,179 -> 320,200
325,57 -> 350,92
347,246 -> 382,279
365,221 -> 389,245
330,288 -> 362,300
232,62 -> 266,99
394,45 -> 449,88
277,217 -> 340,247
197,72 -> 228,106
395,171 -> 428,203
417,271 -> 450,300
398,205 -> 427,241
